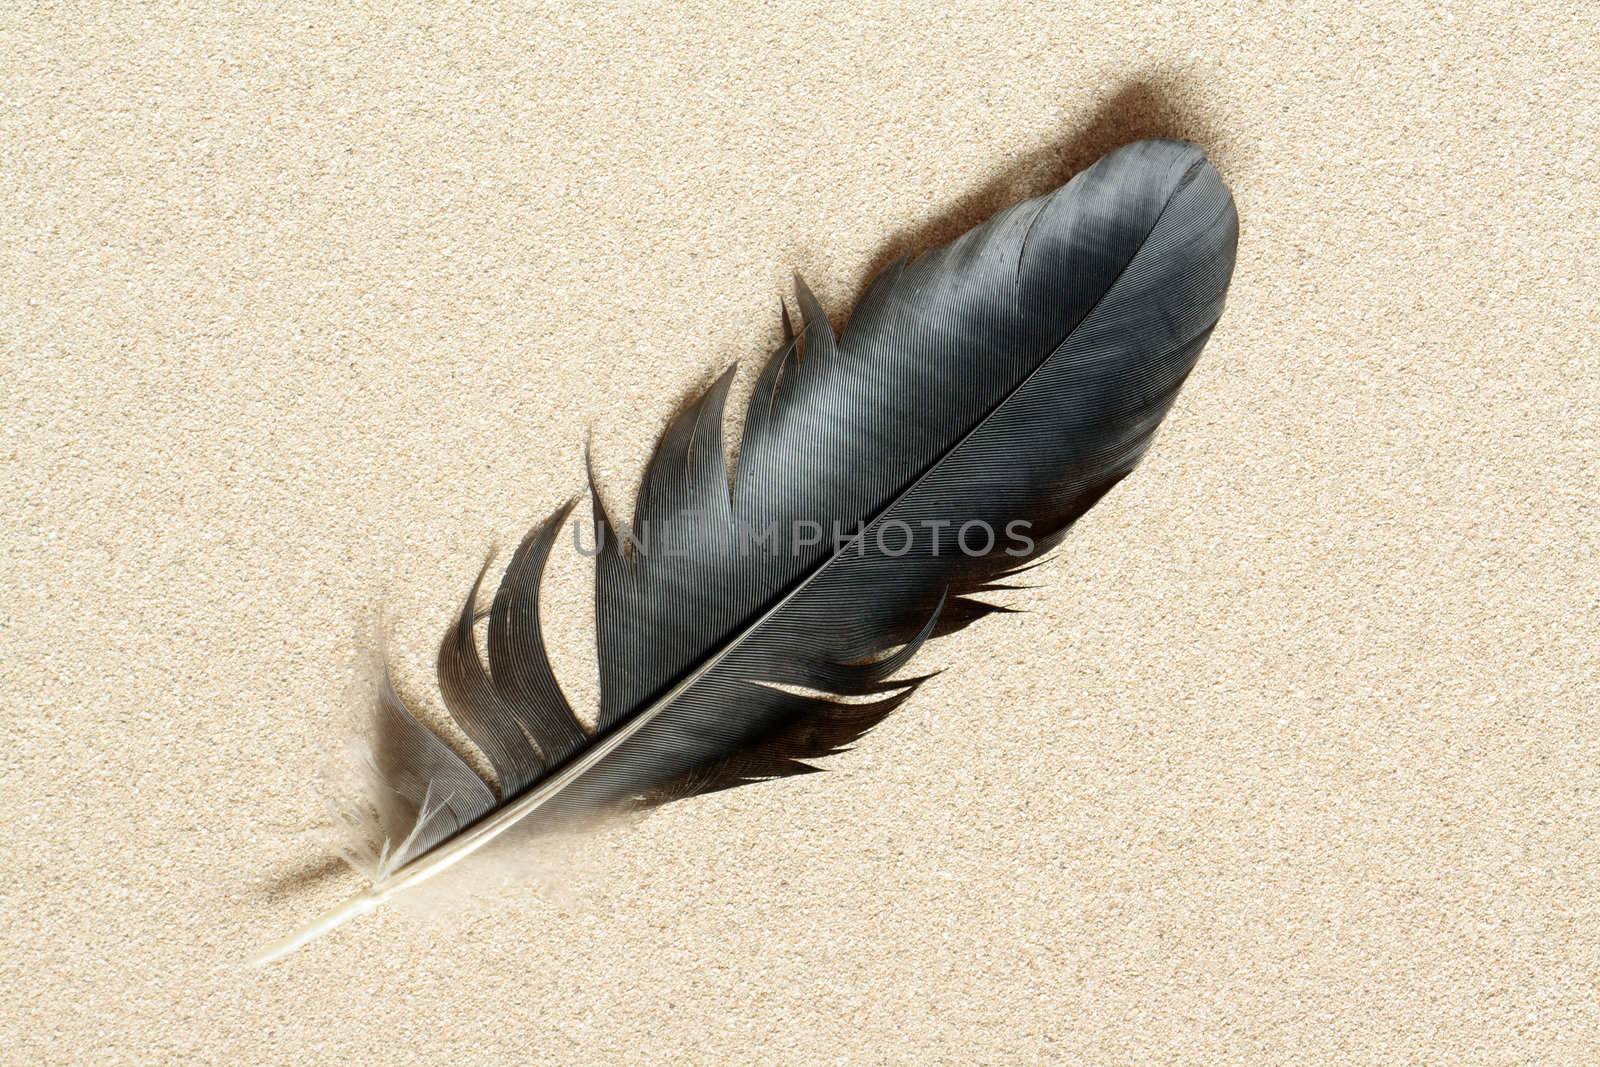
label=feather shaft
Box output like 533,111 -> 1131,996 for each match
254,139 -> 1238,963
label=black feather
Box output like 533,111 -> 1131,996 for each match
291,139 -> 1236,954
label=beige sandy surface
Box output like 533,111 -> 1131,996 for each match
3,3 -> 1597,1063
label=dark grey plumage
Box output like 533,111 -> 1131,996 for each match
353,138 -> 1237,876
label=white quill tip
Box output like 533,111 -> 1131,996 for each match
249,891 -> 381,967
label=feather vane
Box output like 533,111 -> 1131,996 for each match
255,139 -> 1238,963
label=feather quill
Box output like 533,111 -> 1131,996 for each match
254,139 -> 1238,963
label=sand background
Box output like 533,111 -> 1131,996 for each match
3,3 -> 1597,1063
